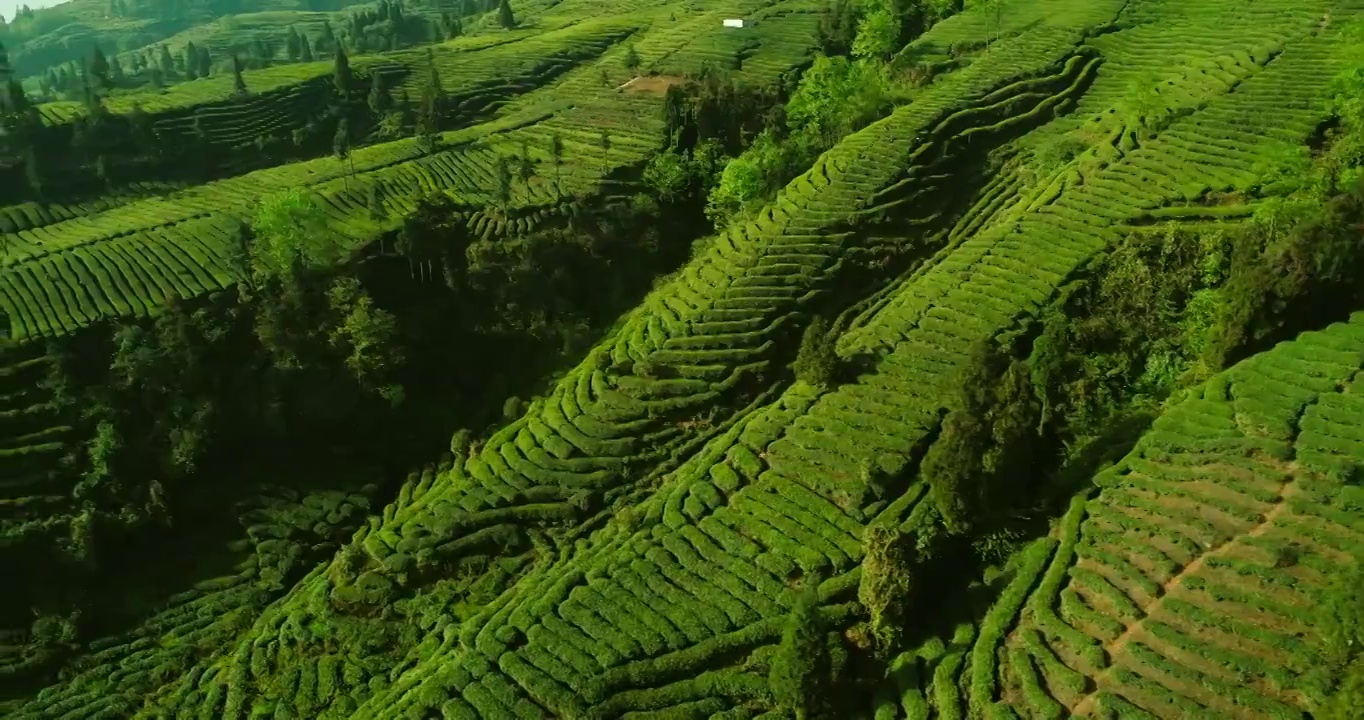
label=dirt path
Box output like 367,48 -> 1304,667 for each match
1067,462 -> 1300,716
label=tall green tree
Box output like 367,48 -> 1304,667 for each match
549,132 -> 564,199
325,277 -> 404,404
598,129 -> 611,174
858,525 -> 915,656
516,139 -> 534,186
159,44 -> 175,77
89,47 -> 111,88
769,584 -> 828,719
367,70 -> 391,116
333,117 -> 353,186
232,53 -> 247,95
494,155 -> 513,209
183,41 -> 198,79
498,0 -> 515,29
301,34 -> 315,62
417,51 -> 443,153
333,44 -> 353,98
286,27 -> 302,61
248,189 -> 342,285
319,21 -> 336,52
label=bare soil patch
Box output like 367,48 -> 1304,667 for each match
619,74 -> 688,94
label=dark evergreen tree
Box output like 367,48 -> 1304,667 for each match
494,155 -> 512,209
300,35 -> 314,62
367,70 -> 391,116
598,129 -> 611,173
89,47 -> 111,88
333,117 -> 352,186
197,46 -> 211,77
319,21 -> 336,52
333,45 -> 352,98
286,27 -> 302,61
417,51 -> 442,153
23,144 -> 42,198
498,0 -> 515,29
183,42 -> 198,80
548,132 -> 564,199
159,44 -> 175,77
232,54 -> 246,95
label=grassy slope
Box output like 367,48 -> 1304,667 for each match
7,0 -> 1364,717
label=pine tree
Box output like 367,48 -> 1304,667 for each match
494,155 -> 512,209
548,132 -> 564,199
183,41 -> 198,79
319,21 -> 336,52
109,56 -> 124,83
624,44 -> 640,72
497,0 -> 515,29
417,51 -> 442,153
286,27 -> 302,61
232,54 -> 246,95
367,70 -> 390,116
333,117 -> 352,187
159,44 -> 174,77
517,139 -> 534,186
300,35 -> 314,62
598,129 -> 611,174
333,45 -> 352,98
23,144 -> 42,198
89,47 -> 111,88
197,46 -> 211,77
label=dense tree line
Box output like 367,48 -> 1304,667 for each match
0,37 -> 461,204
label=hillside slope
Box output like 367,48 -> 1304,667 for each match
6,0 -> 1364,716
886,312 -> 1364,718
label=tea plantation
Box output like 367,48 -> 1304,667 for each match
3,0 -> 1364,716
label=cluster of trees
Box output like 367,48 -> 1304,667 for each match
3,38 -> 461,203
24,149 -> 704,607
693,0 -> 965,229
638,65 -> 788,217
18,0 -> 510,106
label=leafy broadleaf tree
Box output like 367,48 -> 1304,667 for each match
248,190 -> 342,286
920,338 -> 1041,533
325,276 -> 404,405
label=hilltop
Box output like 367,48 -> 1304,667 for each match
3,0 -> 1364,717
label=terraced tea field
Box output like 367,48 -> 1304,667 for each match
0,1 -> 823,340
884,314 -> 1364,719
5,0 -> 1364,715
